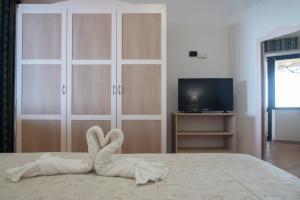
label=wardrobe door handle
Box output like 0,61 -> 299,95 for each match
118,85 -> 122,95
113,85 -> 117,95
62,84 -> 66,95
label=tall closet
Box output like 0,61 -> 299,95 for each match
16,0 -> 166,153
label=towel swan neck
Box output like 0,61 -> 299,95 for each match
92,128 -> 168,185
86,126 -> 123,160
86,126 -> 124,169
94,129 -> 124,173
86,126 -> 102,163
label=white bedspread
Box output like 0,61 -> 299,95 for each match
1,153 -> 300,200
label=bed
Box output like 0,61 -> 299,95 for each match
1,153 -> 300,200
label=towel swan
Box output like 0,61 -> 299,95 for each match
6,126 -> 168,185
5,126 -> 103,182
93,126 -> 169,185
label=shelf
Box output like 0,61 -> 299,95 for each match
177,147 -> 232,153
171,112 -> 236,153
177,131 -> 233,136
175,112 -> 235,116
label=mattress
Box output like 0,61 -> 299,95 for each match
0,153 -> 300,200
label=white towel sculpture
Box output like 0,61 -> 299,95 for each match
6,126 -> 169,185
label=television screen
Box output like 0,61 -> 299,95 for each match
178,78 -> 233,112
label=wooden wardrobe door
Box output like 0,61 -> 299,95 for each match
72,14 -> 111,59
122,64 -> 161,115
72,65 -> 111,115
22,120 -> 61,152
22,14 -> 61,59
122,121 -> 161,153
122,13 -> 161,59
22,65 -> 61,115
68,11 -> 116,152
121,64 -> 162,153
118,11 -> 166,153
17,10 -> 67,152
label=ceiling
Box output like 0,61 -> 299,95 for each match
123,0 -> 247,25
21,0 -> 265,26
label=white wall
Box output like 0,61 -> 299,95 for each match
230,0 -> 300,157
274,110 -> 300,141
166,25 -> 231,150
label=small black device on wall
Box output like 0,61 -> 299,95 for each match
188,50 -> 207,59
189,51 -> 198,57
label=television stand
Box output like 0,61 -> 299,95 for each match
171,112 -> 236,153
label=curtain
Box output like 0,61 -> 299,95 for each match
0,0 -> 17,152
264,37 -> 299,53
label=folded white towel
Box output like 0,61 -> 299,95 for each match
93,127 -> 169,185
6,126 -> 169,185
6,153 -> 92,182
6,126 -> 101,182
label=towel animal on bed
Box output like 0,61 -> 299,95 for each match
6,126 -> 169,185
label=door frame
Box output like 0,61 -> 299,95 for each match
266,54 -> 300,141
258,25 -> 300,159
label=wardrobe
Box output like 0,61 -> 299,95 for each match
16,0 -> 166,153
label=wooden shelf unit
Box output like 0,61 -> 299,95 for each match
177,131 -> 233,136
177,147 -> 233,153
172,112 -> 236,153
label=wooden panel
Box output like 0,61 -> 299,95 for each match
177,115 -> 224,132
171,114 -> 177,153
22,65 -> 61,115
72,65 -> 111,115
122,13 -> 161,59
224,116 -> 236,152
73,14 -> 111,59
177,147 -> 232,153
122,120 -> 161,153
71,120 -> 111,152
23,14 -> 61,59
22,120 -> 61,152
178,135 -> 223,148
122,65 -> 161,115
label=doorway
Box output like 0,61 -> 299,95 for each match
261,31 -> 300,178
266,54 -> 300,141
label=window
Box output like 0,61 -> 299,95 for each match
275,58 -> 300,107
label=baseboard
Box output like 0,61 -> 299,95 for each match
273,140 -> 300,144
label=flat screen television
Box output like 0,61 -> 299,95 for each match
178,78 -> 233,112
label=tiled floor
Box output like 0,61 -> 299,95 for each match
264,141 -> 300,178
